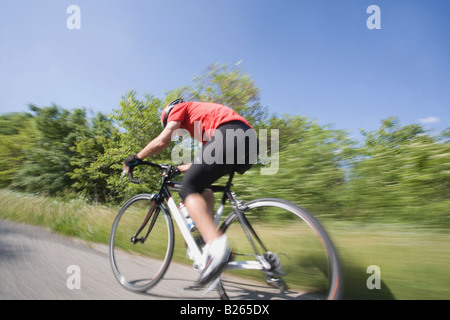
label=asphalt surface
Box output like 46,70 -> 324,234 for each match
0,220 -> 219,300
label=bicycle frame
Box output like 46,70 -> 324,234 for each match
124,161 -> 268,274
158,171 -> 266,273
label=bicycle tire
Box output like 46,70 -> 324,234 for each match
218,198 -> 342,300
109,193 -> 174,293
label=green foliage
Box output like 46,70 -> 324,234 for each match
0,112 -> 34,187
167,63 -> 268,129
346,117 -> 450,225
1,105 -> 117,202
0,64 -> 449,227
234,115 -> 357,219
96,91 -> 170,203
69,112 -> 118,203
12,105 -> 80,195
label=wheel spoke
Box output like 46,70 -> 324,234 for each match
218,198 -> 341,300
109,194 -> 174,293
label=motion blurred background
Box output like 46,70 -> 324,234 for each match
1,0 -> 449,299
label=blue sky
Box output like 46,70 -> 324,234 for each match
1,0 -> 449,139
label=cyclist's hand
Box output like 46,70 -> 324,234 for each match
122,154 -> 142,173
172,167 -> 181,178
162,166 -> 180,179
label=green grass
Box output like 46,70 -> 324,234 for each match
1,189 -> 449,300
0,189 -> 115,243
327,222 -> 450,299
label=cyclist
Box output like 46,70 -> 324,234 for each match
123,99 -> 257,286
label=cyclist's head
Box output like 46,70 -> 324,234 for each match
161,98 -> 185,128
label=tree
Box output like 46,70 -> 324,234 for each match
3,63 -> 448,227
8,105 -> 115,201
69,112 -> 118,203
94,91 -> 170,203
233,114 -> 356,218
168,63 -> 268,129
0,112 -> 34,187
12,105 -> 80,195
346,117 -> 450,224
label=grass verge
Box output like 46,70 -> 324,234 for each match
1,189 -> 449,299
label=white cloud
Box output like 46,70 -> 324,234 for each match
419,116 -> 440,124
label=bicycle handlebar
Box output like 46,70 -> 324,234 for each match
121,161 -> 175,185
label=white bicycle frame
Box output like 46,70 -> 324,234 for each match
164,195 -> 265,273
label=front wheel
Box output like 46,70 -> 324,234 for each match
109,194 -> 174,293
218,198 -> 342,300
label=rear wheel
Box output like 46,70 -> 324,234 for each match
218,198 -> 342,300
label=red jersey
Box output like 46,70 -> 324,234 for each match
163,102 -> 252,143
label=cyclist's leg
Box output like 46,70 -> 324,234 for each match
181,167 -> 232,285
185,193 -> 220,243
179,128 -> 235,284
180,120 -> 256,239
180,160 -> 229,243
202,188 -> 215,221
179,121 -> 256,284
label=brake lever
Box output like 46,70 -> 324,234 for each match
120,168 -> 127,180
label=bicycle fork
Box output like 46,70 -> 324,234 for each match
130,198 -> 159,244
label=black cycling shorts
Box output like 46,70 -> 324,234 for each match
179,121 -> 258,201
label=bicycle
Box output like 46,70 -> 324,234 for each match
109,161 -> 342,300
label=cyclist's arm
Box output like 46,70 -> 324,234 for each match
178,163 -> 192,173
137,121 -> 181,160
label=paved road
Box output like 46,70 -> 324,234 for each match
0,220 -> 219,300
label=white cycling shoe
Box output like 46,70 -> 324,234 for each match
196,234 -> 232,286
